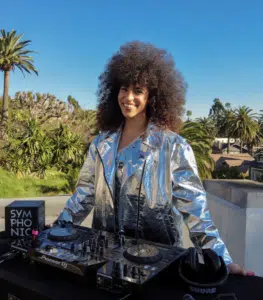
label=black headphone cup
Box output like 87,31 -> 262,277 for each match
218,256 -> 229,280
178,248 -> 229,295
203,249 -> 222,273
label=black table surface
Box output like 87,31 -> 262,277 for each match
0,238 -> 263,300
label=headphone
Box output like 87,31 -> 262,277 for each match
178,247 -> 229,295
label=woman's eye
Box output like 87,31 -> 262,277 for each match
135,89 -> 143,94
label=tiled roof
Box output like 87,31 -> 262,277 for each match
210,153 -> 254,172
223,159 -> 246,167
211,153 -> 254,163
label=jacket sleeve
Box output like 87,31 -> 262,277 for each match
171,140 -> 233,265
56,138 -> 98,225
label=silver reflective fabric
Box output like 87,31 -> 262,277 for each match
57,123 -> 233,265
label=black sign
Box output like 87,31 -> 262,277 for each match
5,200 -> 45,238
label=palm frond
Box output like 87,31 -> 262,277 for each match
0,29 -> 38,75
180,121 -> 214,179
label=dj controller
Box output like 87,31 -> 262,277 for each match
2,201 -> 237,299
9,222 -> 187,295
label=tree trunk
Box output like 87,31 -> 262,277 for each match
249,142 -> 254,155
227,137 -> 230,154
240,140 -> 243,153
2,70 -> 10,124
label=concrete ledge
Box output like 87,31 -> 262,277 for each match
203,179 -> 263,208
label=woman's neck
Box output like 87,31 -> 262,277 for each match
117,115 -> 148,152
123,115 -> 148,136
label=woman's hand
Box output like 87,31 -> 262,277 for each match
228,263 -> 255,276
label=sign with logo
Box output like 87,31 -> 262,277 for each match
31,252 -> 84,275
5,201 -> 45,238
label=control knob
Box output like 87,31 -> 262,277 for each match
112,262 -> 122,277
78,243 -> 83,252
131,266 -> 137,278
123,264 -> 128,276
105,238 -> 108,248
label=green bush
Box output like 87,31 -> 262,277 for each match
1,119 -> 85,178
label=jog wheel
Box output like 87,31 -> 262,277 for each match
48,225 -> 79,241
123,244 -> 162,264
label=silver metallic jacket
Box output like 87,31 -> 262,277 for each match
57,123 -> 233,265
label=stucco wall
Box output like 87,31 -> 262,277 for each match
203,180 -> 263,277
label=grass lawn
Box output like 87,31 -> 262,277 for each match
0,167 -> 72,198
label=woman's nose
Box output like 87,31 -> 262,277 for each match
127,90 -> 135,101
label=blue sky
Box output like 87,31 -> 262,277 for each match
2,0 -> 263,118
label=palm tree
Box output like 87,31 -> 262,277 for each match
195,117 -> 217,138
0,29 -> 38,126
180,121 -> 215,179
245,115 -> 263,154
220,108 -> 235,153
230,106 -> 259,153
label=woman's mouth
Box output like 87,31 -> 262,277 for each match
123,103 -> 135,110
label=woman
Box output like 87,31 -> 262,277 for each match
57,41 -> 252,276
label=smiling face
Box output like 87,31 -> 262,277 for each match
118,84 -> 149,120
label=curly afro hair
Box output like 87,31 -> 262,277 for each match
96,41 -> 187,133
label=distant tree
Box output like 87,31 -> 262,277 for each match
12,92 -> 68,124
0,30 -> 38,129
10,91 -> 98,145
259,110 -> 263,126
67,95 -> 81,116
226,112 -> 235,153
219,106 -> 235,153
230,106 -> 259,153
209,98 -> 226,136
186,110 -> 192,121
225,102 -> 231,110
195,117 -> 217,138
245,114 -> 263,155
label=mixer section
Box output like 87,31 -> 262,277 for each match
21,223 -> 187,293
96,238 -> 186,293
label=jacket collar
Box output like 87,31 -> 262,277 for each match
96,122 -> 162,194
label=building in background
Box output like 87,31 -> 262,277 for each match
211,153 -> 254,176
249,150 -> 263,182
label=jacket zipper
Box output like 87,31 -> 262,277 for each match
136,160 -> 147,241
95,147 -> 116,234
